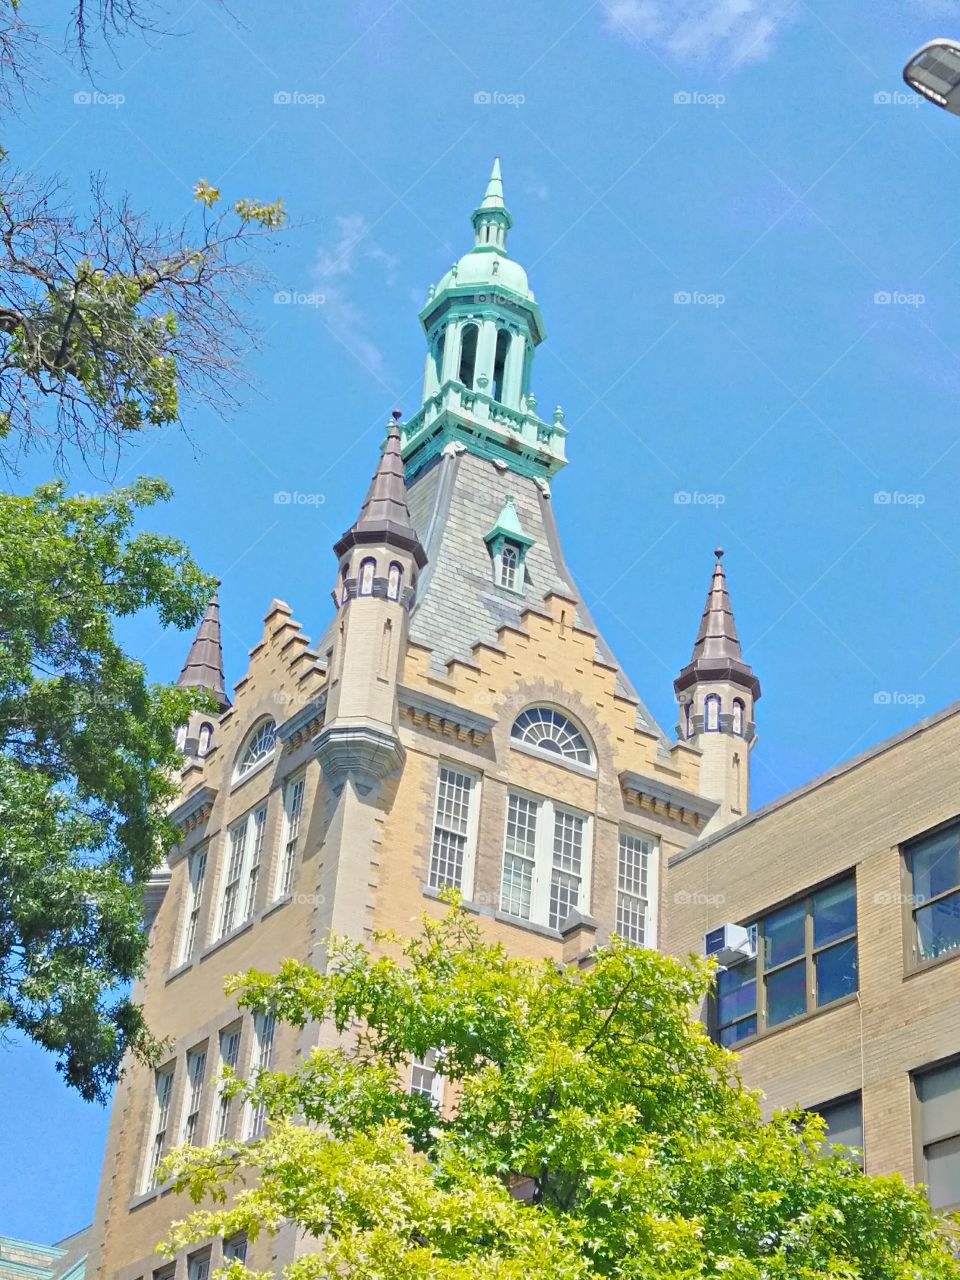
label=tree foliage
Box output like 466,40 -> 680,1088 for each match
0,477 -> 215,1100
163,904 -> 960,1279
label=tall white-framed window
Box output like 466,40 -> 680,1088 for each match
428,764 -> 480,894
616,830 -> 658,947
275,775 -> 306,900
409,1050 -> 444,1107
704,694 -> 721,732
213,1025 -> 242,1142
181,1045 -> 207,1146
218,804 -> 267,938
247,1010 -> 276,1140
387,561 -> 403,601
358,557 -> 376,596
500,792 -> 592,931
223,1237 -> 247,1265
498,542 -> 520,590
144,1065 -> 175,1190
179,844 -> 208,965
187,1252 -> 211,1280
198,722 -> 214,755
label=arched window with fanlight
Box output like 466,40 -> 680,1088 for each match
198,722 -> 214,756
387,562 -> 403,601
511,707 -> 593,767
732,698 -> 745,736
358,558 -> 376,596
458,323 -> 479,389
704,694 -> 721,732
234,718 -> 277,781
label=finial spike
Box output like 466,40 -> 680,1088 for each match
481,157 -> 505,210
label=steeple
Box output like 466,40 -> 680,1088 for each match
334,411 -> 426,566
471,157 -> 513,251
676,548 -> 759,697
177,593 -> 230,712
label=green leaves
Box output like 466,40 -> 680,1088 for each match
164,904 -> 960,1278
0,479 -> 214,1099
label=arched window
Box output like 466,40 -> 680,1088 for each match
458,323 -> 478,389
234,719 -> 277,780
683,701 -> 692,739
732,698 -> 745,736
499,542 -> 519,590
704,694 -> 721,732
198,722 -> 214,755
358,558 -> 376,596
175,724 -> 187,750
434,331 -> 445,383
493,329 -> 510,402
511,707 -> 593,766
387,562 -> 403,601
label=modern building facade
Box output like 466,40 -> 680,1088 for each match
666,701 -> 960,1212
86,162 -> 762,1280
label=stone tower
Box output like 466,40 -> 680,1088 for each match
674,548 -> 760,832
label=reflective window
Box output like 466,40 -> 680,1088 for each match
907,824 -> 960,963
511,707 -> 592,766
916,1060 -> 960,1210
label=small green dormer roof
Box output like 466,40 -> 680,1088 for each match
484,495 -> 534,548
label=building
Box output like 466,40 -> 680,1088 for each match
85,160 -> 764,1280
666,701 -> 960,1212
0,1230 -> 89,1280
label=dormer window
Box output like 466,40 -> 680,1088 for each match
498,542 -> 520,590
484,495 -> 533,595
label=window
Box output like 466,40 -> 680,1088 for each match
219,805 -> 267,938
916,1059 -> 960,1210
493,328 -> 510,401
683,701 -> 692,739
187,1253 -> 211,1280
905,822 -> 960,964
223,1237 -> 247,1265
409,1050 -> 444,1106
458,323 -> 478,388
198,722 -> 214,755
358,557 -> 376,596
276,776 -> 305,900
500,792 -> 591,931
498,542 -> 520,590
732,699 -> 745,736
811,1094 -> 863,1164
715,878 -> 857,1046
145,1067 -> 174,1190
429,765 -> 479,894
387,562 -> 403,601
617,831 -> 655,946
704,694 -> 721,731
511,707 -> 592,766
179,845 -> 207,965
213,1026 -> 242,1141
182,1047 -> 207,1146
434,331 -> 445,382
234,720 -> 276,780
247,1010 -> 276,1139
175,724 -> 188,750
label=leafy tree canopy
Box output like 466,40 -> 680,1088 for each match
0,477 -> 215,1100
163,904 -> 960,1279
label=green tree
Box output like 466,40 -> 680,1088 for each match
0,477 -> 215,1100
163,904 -> 960,1279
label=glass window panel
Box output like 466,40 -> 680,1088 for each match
910,829 -> 960,902
927,1134 -> 960,1210
815,1096 -> 863,1152
765,959 -> 806,1026
917,1061 -> 960,1143
763,901 -> 806,970
719,1016 -> 756,1047
717,965 -> 757,1025
815,939 -> 858,1007
916,891 -> 960,962
812,879 -> 856,949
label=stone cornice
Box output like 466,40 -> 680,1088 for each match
619,770 -> 718,828
398,684 -> 496,744
276,692 -> 327,747
169,784 -> 218,833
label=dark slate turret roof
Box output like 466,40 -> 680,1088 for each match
675,548 -> 760,698
177,594 -> 230,711
334,414 -> 426,566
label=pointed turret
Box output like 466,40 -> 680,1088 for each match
334,412 -> 426,567
177,594 -> 230,712
471,156 -> 513,251
675,549 -> 759,833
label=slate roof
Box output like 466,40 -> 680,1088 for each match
675,548 -> 759,698
177,595 -> 230,711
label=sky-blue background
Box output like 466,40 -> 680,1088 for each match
3,0 -> 960,1245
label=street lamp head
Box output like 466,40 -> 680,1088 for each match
904,38 -> 960,114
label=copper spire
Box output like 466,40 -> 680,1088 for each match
334,412 -> 427,566
177,593 -> 231,711
675,549 -> 760,698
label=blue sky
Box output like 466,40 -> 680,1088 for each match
4,0 -> 960,1245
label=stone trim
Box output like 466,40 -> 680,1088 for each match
169,784 -> 217,833
398,685 -> 496,743
276,694 -> 327,746
619,770 -> 718,828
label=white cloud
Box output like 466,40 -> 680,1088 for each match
604,0 -> 795,66
313,214 -> 399,376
